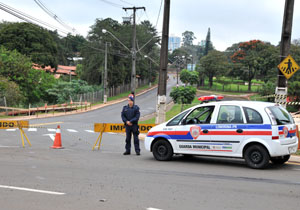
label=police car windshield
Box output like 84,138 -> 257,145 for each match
167,109 -> 190,126
268,106 -> 293,125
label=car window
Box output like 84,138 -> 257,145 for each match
185,106 -> 214,124
243,107 -> 263,124
267,106 -> 293,125
217,105 -> 244,124
167,110 -> 189,126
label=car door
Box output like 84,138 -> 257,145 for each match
175,105 -> 215,154
210,105 -> 245,155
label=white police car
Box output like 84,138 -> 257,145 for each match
145,101 -> 299,169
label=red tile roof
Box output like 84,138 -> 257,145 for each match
32,64 -> 77,77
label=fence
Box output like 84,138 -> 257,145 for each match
0,79 -> 149,117
72,79 -> 148,103
199,83 -> 261,93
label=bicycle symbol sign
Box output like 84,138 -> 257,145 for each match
277,55 -> 300,79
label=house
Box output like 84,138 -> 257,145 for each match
32,64 -> 77,79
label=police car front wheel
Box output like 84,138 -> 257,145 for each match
244,145 -> 270,169
152,140 -> 173,161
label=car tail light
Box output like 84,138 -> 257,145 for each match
272,136 -> 279,140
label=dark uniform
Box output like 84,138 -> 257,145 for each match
121,104 -> 140,154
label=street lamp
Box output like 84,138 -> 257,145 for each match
102,28 -> 136,93
144,55 -> 152,87
102,29 -> 131,52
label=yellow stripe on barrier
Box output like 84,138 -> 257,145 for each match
94,123 -> 156,133
0,121 -> 29,129
93,123 -> 156,150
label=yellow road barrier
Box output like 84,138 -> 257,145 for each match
93,123 -> 156,150
0,120 -> 31,147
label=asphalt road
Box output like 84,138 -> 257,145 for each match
1,76 -> 300,210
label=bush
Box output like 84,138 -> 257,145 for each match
258,80 -> 276,102
170,86 -> 196,104
0,76 -> 24,106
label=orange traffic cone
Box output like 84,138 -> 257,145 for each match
51,125 -> 63,149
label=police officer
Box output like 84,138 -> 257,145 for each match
121,94 -> 140,155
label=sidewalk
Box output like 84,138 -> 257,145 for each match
289,155 -> 300,163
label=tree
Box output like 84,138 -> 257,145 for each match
180,69 -> 190,85
180,69 -> 198,85
170,86 -> 196,111
46,80 -> 94,104
199,50 -> 227,87
182,31 -> 196,47
204,28 -> 213,56
197,28 -> 214,87
231,40 -> 266,91
0,22 -> 58,67
0,46 -> 56,104
81,18 -> 159,86
50,32 -> 87,66
0,76 -> 24,106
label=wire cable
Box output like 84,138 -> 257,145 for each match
34,0 -> 77,34
97,0 -> 124,8
155,0 -> 163,28
119,0 -> 134,6
0,2 -> 70,35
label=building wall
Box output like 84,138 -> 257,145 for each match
168,36 -> 181,52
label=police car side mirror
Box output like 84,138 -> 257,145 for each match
181,119 -> 186,125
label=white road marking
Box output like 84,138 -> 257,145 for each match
43,134 -> 55,141
0,184 -> 65,195
67,129 -> 78,133
28,128 -> 37,132
147,208 -> 163,210
107,132 -> 117,135
6,129 -> 17,131
85,130 -> 95,133
0,145 -> 19,148
47,128 -> 56,132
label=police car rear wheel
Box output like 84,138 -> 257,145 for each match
152,140 -> 173,161
270,155 -> 290,165
244,145 -> 270,169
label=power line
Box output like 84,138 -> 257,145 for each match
155,0 -> 163,28
119,0 -> 134,6
0,3 -> 130,59
97,0 -> 124,8
34,0 -> 77,34
0,2 -> 70,35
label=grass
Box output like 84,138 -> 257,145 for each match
198,89 -> 249,96
140,98 -> 200,124
200,78 -> 262,93
295,150 -> 300,156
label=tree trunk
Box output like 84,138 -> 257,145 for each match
209,76 -> 213,88
248,79 -> 252,91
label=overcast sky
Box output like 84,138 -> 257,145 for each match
1,0 -> 300,51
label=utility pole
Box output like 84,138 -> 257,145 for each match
103,42 -> 110,103
123,6 -> 145,93
156,0 -> 170,124
276,0 -> 294,103
149,59 -> 152,87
